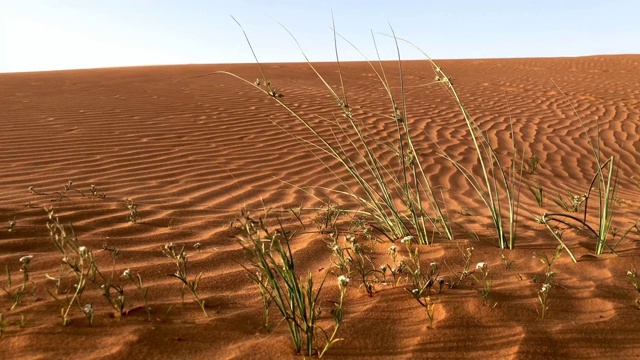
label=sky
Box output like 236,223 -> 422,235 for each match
1,1 -> 639,73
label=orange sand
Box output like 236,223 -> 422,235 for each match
1,56 -> 640,359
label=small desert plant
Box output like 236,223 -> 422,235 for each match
627,268 -> 640,309
7,218 -> 16,232
162,243 -> 208,317
124,198 -> 142,223
474,262 -> 492,305
2,255 -> 33,310
553,191 -> 586,213
81,303 -> 94,325
443,245 -> 475,288
538,283 -> 551,319
29,181 -> 86,202
541,156 -> 640,262
312,203 -> 345,232
100,279 -> 127,320
332,233 -> 381,296
533,245 -> 562,284
532,246 -> 562,318
527,181 -> 544,207
500,253 -> 516,270
45,207 -> 106,325
89,184 -> 106,199
122,269 -> 151,321
236,209 -> 345,357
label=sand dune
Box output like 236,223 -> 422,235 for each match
1,55 -> 640,359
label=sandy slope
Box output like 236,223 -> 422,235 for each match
1,55 -> 640,359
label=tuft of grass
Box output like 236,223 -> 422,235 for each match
431,65 -> 523,250
540,85 -> 640,262
541,155 -> 639,262
235,209 -> 345,357
219,17 -> 454,246
162,243 -> 208,317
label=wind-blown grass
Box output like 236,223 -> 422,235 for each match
217,18 -> 453,245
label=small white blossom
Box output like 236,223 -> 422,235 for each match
83,304 -> 94,314
338,275 -> 350,289
19,255 -> 33,265
541,283 -> 551,293
78,246 -> 88,257
122,269 -> 131,279
476,262 -> 486,270
627,270 -> 635,276
400,235 -> 414,244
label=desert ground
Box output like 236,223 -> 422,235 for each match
1,55 -> 640,359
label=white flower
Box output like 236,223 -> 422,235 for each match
476,262 -> 486,270
78,246 -> 88,257
122,269 -> 131,279
19,255 -> 33,265
338,275 -> 350,289
411,288 -> 420,297
380,264 -> 387,272
193,242 -> 202,250
400,235 -> 414,244
83,304 -> 93,314
541,283 -> 551,293
627,270 -> 635,276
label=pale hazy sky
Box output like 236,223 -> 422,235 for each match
1,1 -> 639,73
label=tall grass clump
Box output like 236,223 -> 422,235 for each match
540,89 -> 639,262
425,60 -> 523,250
235,209 -> 345,358
218,18 -> 453,245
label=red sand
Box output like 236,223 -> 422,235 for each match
1,56 -> 640,359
